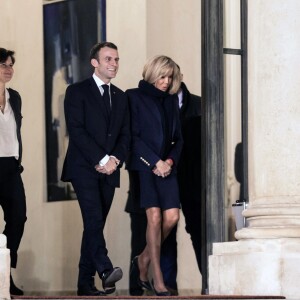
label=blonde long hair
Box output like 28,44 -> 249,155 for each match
142,55 -> 181,95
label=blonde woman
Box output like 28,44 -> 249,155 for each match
126,55 -> 182,296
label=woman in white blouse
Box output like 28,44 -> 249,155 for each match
0,47 -> 26,296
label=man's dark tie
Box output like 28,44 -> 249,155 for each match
101,84 -> 111,115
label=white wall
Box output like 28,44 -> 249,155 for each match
146,0 -> 201,94
0,0 -> 201,294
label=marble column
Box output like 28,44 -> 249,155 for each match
209,1 -> 300,299
236,0 -> 300,241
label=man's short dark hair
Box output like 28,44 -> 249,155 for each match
0,48 -> 15,64
89,42 -> 118,61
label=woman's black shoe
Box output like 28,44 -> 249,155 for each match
138,277 -> 152,291
153,287 -> 171,296
10,275 -> 24,296
131,256 -> 152,291
151,280 -> 171,296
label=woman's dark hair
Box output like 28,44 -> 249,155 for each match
89,42 -> 118,61
0,48 -> 15,64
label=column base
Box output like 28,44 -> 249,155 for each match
0,234 -> 10,300
209,238 -> 300,299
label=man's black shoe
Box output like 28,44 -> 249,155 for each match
77,285 -> 106,296
101,267 -> 123,294
166,286 -> 179,296
10,275 -> 24,296
129,288 -> 144,296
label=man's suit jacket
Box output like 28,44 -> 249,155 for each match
61,77 -> 130,187
8,88 -> 23,170
177,82 -> 202,205
126,80 -> 183,172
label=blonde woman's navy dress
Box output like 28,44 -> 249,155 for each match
126,80 -> 183,210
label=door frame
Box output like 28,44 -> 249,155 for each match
201,0 -> 248,293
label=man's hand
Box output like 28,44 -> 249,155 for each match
103,157 -> 119,175
110,156 -> 120,166
95,164 -> 106,174
95,156 -> 120,175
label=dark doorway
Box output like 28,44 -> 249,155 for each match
201,0 -> 248,293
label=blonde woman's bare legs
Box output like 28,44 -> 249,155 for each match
161,208 -> 180,241
138,207 -> 179,293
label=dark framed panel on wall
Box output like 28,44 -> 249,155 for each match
43,0 -> 106,201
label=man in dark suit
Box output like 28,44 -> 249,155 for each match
61,42 -> 130,296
